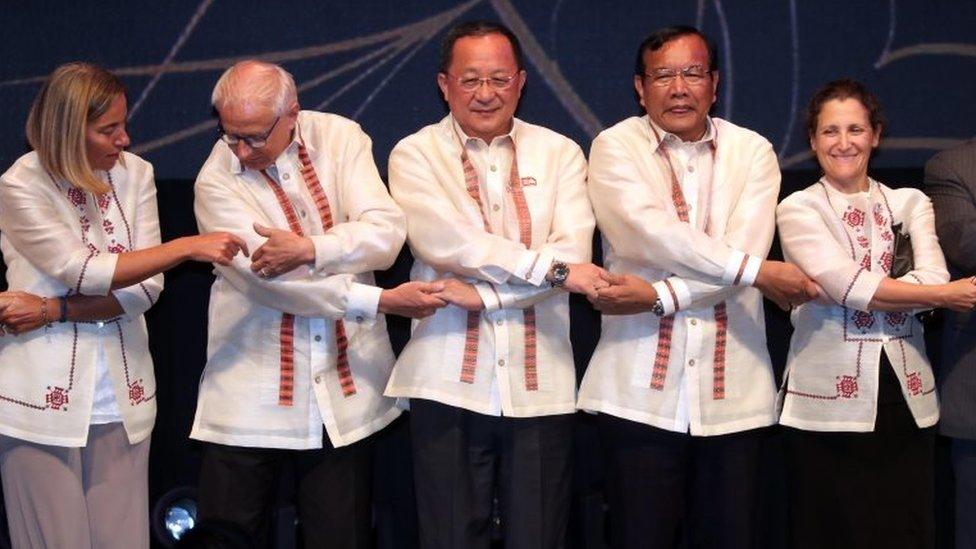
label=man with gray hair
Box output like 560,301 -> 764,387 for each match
191,59 -> 444,546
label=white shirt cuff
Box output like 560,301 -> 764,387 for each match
344,282 -> 381,325
515,249 -> 554,286
722,250 -> 756,287
740,255 -> 762,287
842,269 -> 885,312
81,252 -> 118,296
652,278 -> 691,315
473,282 -> 502,313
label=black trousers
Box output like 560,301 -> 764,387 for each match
784,355 -> 935,549
598,414 -> 767,549
409,399 -> 574,549
952,438 -> 976,549
197,435 -> 374,549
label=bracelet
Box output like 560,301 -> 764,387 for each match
40,297 -> 50,326
58,296 -> 68,323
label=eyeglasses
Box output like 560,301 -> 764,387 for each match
218,116 -> 280,149
447,73 -> 520,92
644,65 -> 713,87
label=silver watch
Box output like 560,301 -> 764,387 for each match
549,261 -> 570,287
651,296 -> 666,317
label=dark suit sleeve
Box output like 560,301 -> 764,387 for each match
924,146 -> 976,274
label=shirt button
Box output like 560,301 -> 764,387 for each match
356,316 -> 364,323
690,319 -> 697,326
687,165 -> 695,173
498,359 -> 506,367
300,210 -> 307,218
496,319 -> 503,326
688,359 -> 696,367
490,164 -> 497,172
492,204 -> 500,212
314,335 -> 322,342
314,375 -> 322,383
283,173 -> 290,180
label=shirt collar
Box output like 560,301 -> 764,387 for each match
645,115 -> 716,153
449,114 -> 519,149
228,113 -> 311,175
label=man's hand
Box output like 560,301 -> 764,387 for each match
378,281 -> 448,318
433,278 -> 485,311
0,291 -> 48,335
590,272 -> 658,315
551,263 -> 611,300
250,223 -> 315,278
754,260 -> 819,311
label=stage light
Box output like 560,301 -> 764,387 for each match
152,486 -> 198,546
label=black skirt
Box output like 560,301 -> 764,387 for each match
783,352 -> 935,549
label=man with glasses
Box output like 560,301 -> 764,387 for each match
191,59 -> 446,547
384,20 -> 605,548
576,26 -> 817,548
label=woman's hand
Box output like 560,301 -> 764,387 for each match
0,292 -> 48,335
939,277 -> 976,312
179,233 -> 249,266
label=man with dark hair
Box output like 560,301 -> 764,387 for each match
577,26 -> 817,548
385,19 -> 605,548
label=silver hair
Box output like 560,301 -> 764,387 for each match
211,60 -> 297,115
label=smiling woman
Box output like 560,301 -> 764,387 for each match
0,62 -> 248,549
775,78 -> 976,549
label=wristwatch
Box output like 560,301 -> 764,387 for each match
651,296 -> 666,317
549,261 -> 570,287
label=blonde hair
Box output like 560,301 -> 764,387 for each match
26,62 -> 125,194
211,60 -> 297,116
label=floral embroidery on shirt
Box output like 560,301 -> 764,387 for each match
843,207 -> 866,228
45,386 -> 69,411
906,371 -> 923,396
835,375 -> 859,398
852,310 -> 875,330
885,312 -> 908,327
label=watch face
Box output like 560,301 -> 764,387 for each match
552,262 -> 569,286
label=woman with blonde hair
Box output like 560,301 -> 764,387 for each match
777,78 -> 976,548
0,62 -> 246,548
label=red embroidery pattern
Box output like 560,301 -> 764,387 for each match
885,312 -> 908,327
835,375 -> 858,398
507,154 -> 539,391
260,144 -> 358,400
45,387 -> 69,410
873,204 -> 886,226
713,303 -> 728,400
457,138 -> 538,390
843,207 -> 866,228
459,143 -> 492,385
460,312 -> 480,384
278,314 -> 296,405
650,317 -> 674,390
852,310 -> 875,330
259,173 -> 302,405
906,371 -> 923,396
646,123 -> 725,398
296,145 -> 355,397
880,251 -> 894,274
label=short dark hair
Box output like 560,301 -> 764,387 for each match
805,78 -> 885,138
634,25 -> 718,76
439,20 -> 524,74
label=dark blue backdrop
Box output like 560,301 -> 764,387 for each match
2,0 -> 975,179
